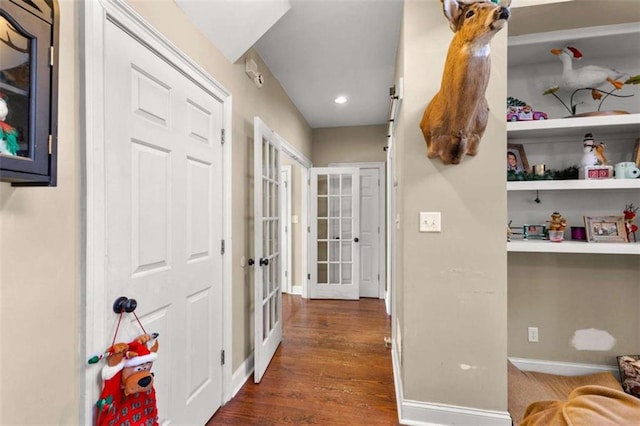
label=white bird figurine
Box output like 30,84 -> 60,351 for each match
551,46 -> 625,91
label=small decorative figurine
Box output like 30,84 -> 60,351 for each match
543,46 -> 640,116
624,203 -> 638,242
0,96 -> 19,156
506,97 -> 548,121
580,133 -> 613,179
547,211 -> 567,242
551,46 -> 625,92
581,133 -> 599,166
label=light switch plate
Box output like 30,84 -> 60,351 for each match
419,212 -> 441,232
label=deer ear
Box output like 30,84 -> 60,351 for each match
441,0 -> 462,32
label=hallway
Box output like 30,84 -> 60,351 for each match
208,295 -> 399,425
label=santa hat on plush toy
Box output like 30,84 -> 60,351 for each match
101,338 -> 158,381
124,340 -> 157,367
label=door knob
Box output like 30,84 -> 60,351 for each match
259,258 -> 269,266
354,237 -> 359,242
113,296 -> 137,314
248,258 -> 255,266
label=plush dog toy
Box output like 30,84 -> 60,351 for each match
0,96 -> 19,156
96,334 -> 159,426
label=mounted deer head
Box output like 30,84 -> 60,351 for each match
420,0 -> 511,165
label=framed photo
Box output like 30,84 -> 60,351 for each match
633,138 -> 640,167
584,215 -> 628,242
507,144 -> 530,173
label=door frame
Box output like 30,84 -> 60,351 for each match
278,138 -> 311,298
280,165 -> 292,294
328,162 -> 386,299
387,78 -> 403,317
81,1 -> 233,423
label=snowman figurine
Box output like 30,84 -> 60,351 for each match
0,96 -> 19,156
581,133 -> 598,167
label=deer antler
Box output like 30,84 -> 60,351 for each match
107,342 -> 129,367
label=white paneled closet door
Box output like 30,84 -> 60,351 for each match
104,20 -> 223,424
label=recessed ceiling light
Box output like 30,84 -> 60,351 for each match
334,96 -> 348,104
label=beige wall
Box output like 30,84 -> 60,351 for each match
124,0 -> 313,370
509,254 -> 640,365
311,125 -> 387,167
396,0 -> 508,411
0,1 -> 79,423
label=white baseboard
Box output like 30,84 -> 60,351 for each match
509,357 -> 620,380
392,342 -> 510,426
392,341 -> 404,422
401,400 -> 511,426
385,290 -> 390,315
290,285 -> 302,295
230,353 -> 254,398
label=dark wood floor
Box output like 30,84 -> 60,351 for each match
207,294 -> 399,425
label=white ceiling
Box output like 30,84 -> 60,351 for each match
177,0 -> 403,129
174,0 -> 291,64
254,0 -> 403,128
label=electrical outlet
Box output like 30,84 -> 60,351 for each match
419,212 -> 441,232
528,327 -> 539,343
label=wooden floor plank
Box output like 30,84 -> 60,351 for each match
207,295 -> 399,425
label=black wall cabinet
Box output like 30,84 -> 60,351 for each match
0,0 -> 58,186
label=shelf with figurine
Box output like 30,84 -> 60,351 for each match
508,22 -> 640,124
507,179 -> 640,192
507,112 -> 640,141
507,210 -> 640,255
507,240 -> 640,255
507,132 -> 640,185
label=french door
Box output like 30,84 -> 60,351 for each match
309,167 -> 360,299
253,117 -> 282,383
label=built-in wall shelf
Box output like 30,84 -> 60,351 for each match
507,20 -> 640,257
508,22 -> 640,68
507,113 -> 640,142
508,179 -> 640,191
507,240 -> 640,255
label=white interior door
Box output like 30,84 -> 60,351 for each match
358,168 -> 380,298
104,21 -> 223,424
253,117 -> 282,383
309,167 -> 360,299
